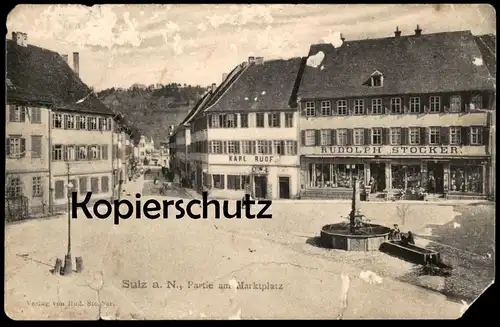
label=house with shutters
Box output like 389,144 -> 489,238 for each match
297,26 -> 495,200
6,32 -> 115,214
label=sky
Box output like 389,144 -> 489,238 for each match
7,4 -> 496,91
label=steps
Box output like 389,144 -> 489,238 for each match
300,188 -> 352,200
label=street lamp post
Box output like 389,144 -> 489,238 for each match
62,163 -> 73,276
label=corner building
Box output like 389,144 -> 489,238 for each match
187,56 -> 305,200
297,27 -> 495,200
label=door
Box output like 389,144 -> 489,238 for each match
254,176 -> 267,199
279,177 -> 290,199
428,162 -> 444,193
370,163 -> 386,192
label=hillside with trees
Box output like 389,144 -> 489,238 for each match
97,83 -> 207,144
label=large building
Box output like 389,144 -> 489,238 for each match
183,56 -> 305,199
297,27 -> 496,200
6,32 -> 116,215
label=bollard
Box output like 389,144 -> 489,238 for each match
75,256 -> 84,273
53,258 -> 62,275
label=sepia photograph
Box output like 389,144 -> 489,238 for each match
5,4 -> 496,320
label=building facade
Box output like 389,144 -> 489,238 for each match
297,28 -> 495,200
186,56 -> 305,199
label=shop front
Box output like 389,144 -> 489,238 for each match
300,144 -> 490,199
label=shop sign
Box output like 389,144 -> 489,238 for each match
228,155 -> 276,163
319,146 -> 462,156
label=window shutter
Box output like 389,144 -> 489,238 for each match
364,129 -> 370,145
419,128 -> 426,145
401,128 -> 409,145
63,115 -> 68,129
87,117 -> 92,130
383,128 -> 390,145
9,106 -> 16,122
315,130 -> 321,146
315,102 -> 320,116
440,127 -> 449,145
423,128 -> 430,145
102,145 -> 108,160
20,107 -> 26,122
330,129 -> 336,145
483,127 -> 489,147
20,138 -> 26,157
346,129 -> 353,146
223,141 -> 227,154
301,131 -> 306,146
63,145 -> 68,161
277,114 -> 281,128
280,141 -> 285,154
462,127 -> 470,145
6,138 -> 10,156
268,113 -> 272,126
88,146 -> 93,160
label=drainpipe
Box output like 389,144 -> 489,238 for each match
48,106 -> 54,213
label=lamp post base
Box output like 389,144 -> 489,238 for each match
62,254 -> 72,276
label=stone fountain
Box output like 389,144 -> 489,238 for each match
320,177 -> 392,251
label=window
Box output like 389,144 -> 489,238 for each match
227,175 -> 242,190
31,107 -> 42,123
371,73 -> 383,87
88,117 -> 98,130
52,145 -> 63,161
62,145 -> 75,161
32,177 -> 42,197
450,165 -> 483,193
240,114 -> 248,128
30,136 -> 42,158
409,97 -> 420,113
223,114 -> 236,128
213,174 -> 224,189
471,95 -> 482,110
9,105 -> 26,122
470,127 -> 483,145
52,113 -> 63,128
77,145 -> 87,160
371,99 -> 383,114
273,140 -> 284,155
371,128 -> 383,145
101,176 -> 109,193
353,99 -> 364,115
79,177 -> 87,195
337,129 -> 348,146
6,176 -> 23,197
353,129 -> 364,145
285,113 -> 294,128
390,128 -> 401,145
321,101 -> 332,116
241,141 -> 254,154
337,100 -> 348,115
305,101 -> 315,117
88,145 -> 101,160
64,114 -> 75,129
305,130 -> 316,146
211,141 -> 223,154
101,144 -> 109,160
257,140 -> 272,154
450,96 -> 461,113
391,98 -> 402,114
429,127 -> 440,145
91,177 -> 99,193
268,113 -> 281,127
320,130 -> 331,146
210,114 -> 220,128
227,141 -> 239,154
55,180 -> 65,199
256,113 -> 265,127
409,128 -> 420,145
449,127 -> 461,145
285,141 -> 297,155
77,116 -> 87,130
99,118 -> 112,131
7,137 -> 26,158
429,96 -> 441,113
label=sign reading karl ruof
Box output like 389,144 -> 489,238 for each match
228,155 -> 277,164
320,145 -> 463,156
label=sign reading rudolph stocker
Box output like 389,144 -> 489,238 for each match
319,145 -> 463,156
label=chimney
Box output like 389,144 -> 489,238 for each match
211,83 -> 217,92
394,26 -> 401,38
415,25 -> 422,36
340,33 -> 346,42
248,56 -> 255,64
73,52 -> 80,76
222,73 -> 228,83
255,57 -> 264,65
61,54 -> 68,64
12,32 -> 27,47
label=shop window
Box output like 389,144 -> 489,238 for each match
391,165 -> 422,191
308,163 -> 364,188
227,175 -> 242,190
450,166 -> 483,193
213,174 -> 225,189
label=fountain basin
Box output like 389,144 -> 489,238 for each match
320,223 -> 392,251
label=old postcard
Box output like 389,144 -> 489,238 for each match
5,4 -> 495,320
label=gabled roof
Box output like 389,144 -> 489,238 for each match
6,39 -> 112,115
204,57 -> 305,112
179,91 -> 212,126
298,30 -> 496,100
474,34 -> 496,78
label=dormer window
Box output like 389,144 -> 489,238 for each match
368,70 -> 384,87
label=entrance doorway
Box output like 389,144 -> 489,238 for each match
254,175 -> 268,199
370,163 -> 386,192
427,162 -> 444,193
278,176 -> 290,199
